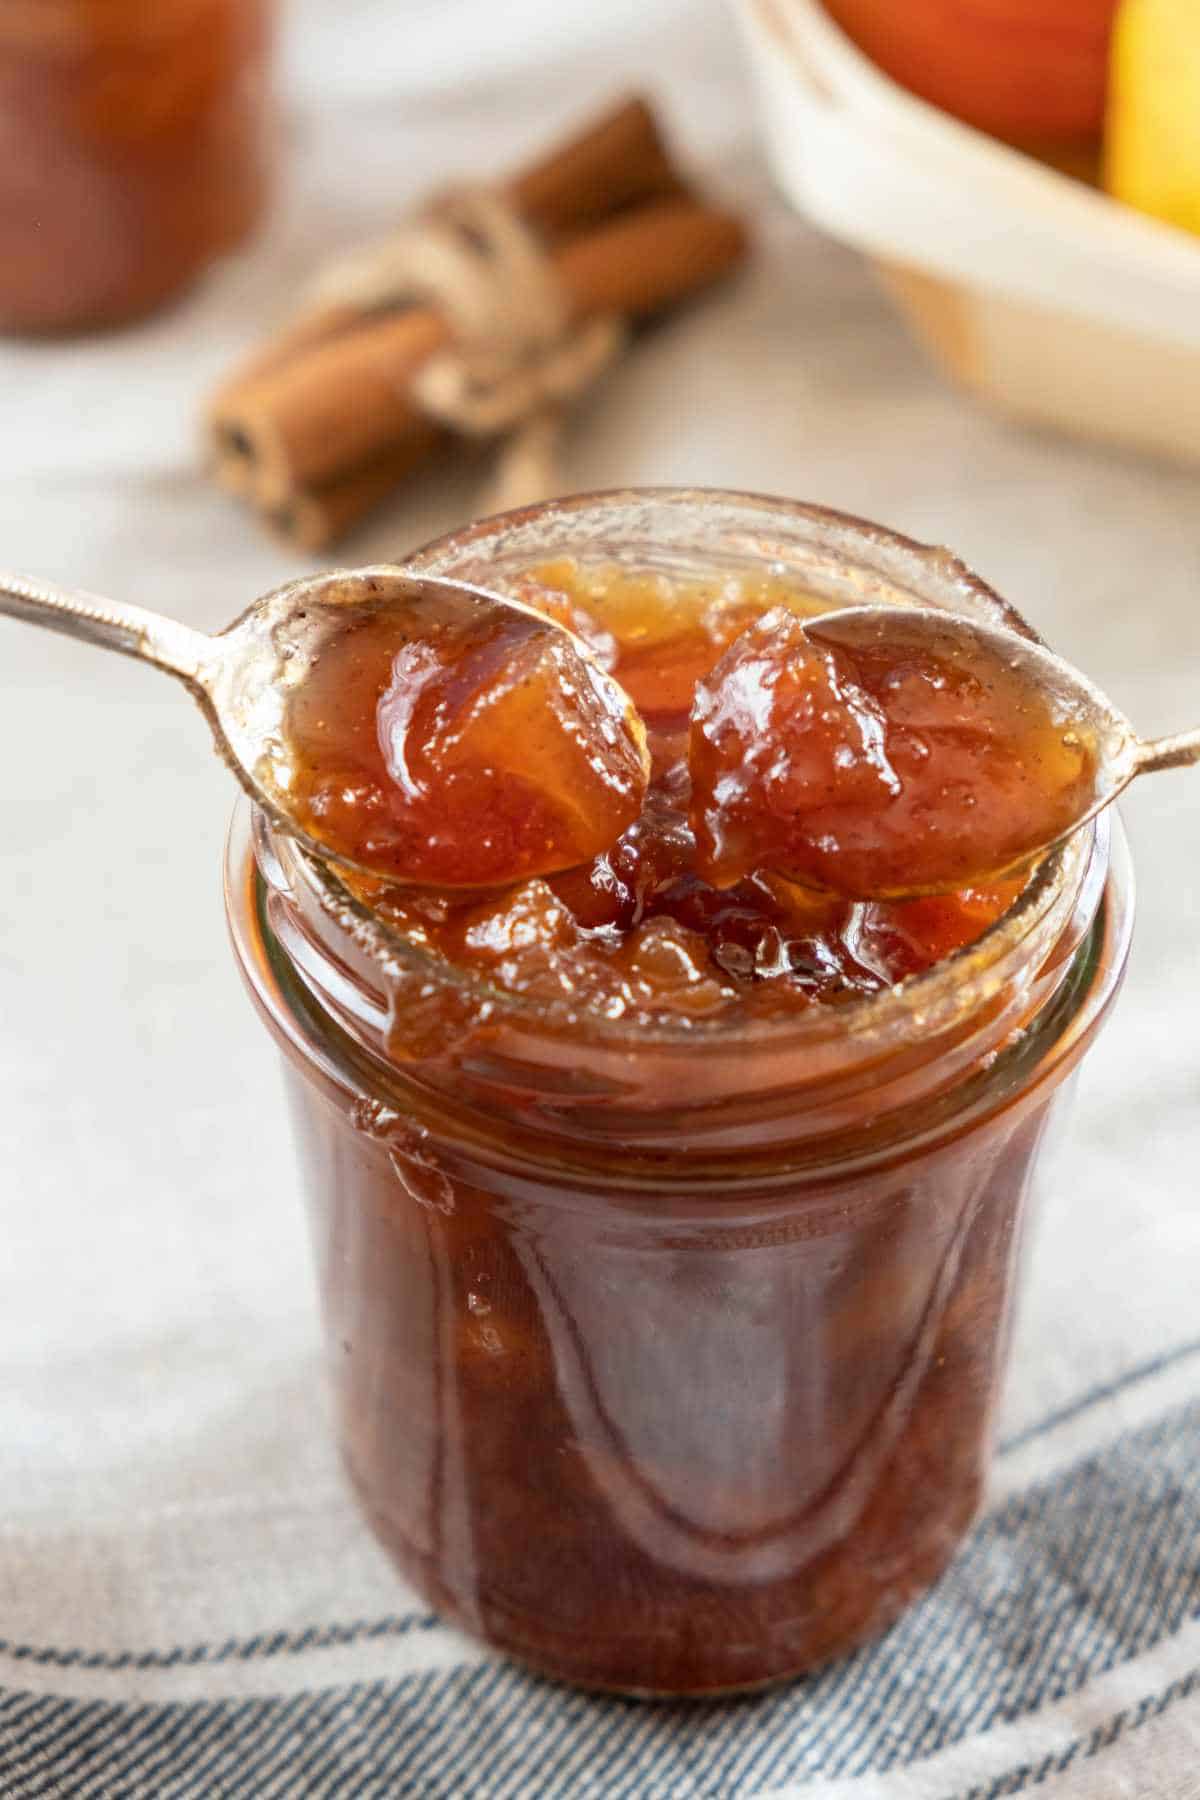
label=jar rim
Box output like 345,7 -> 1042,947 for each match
231,801 -> 1128,1178
262,487 -> 1097,1056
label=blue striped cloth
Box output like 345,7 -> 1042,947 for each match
4,1345 -> 1198,1799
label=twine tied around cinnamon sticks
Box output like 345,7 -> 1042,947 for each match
303,184 -> 627,516
208,98 -> 749,549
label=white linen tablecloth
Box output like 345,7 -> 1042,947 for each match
1,3 -> 1199,1795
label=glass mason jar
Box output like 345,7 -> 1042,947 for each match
224,491 -> 1134,1696
0,0 -> 275,333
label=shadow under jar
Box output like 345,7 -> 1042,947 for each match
225,491 -> 1133,1696
0,0 -> 275,333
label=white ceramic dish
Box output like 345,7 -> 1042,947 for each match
736,0 -> 1200,463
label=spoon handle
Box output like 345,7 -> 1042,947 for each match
1138,730 -> 1200,776
0,572 -> 213,684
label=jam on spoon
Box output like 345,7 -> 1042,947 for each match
0,565 -> 1194,907
689,602 -> 1191,900
281,585 -> 649,888
0,565 -> 648,890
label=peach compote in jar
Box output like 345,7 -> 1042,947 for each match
226,491 -> 1132,1695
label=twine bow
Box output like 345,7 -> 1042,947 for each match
305,186 -> 626,514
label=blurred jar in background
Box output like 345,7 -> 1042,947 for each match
0,0 -> 275,333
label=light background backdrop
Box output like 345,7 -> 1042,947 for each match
0,0 -> 1197,1780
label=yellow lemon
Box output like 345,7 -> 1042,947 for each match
1107,0 -> 1200,234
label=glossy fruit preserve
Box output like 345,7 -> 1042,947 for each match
283,586 -> 649,889
309,563 -> 1038,1024
227,492 -> 1132,1695
689,605 -> 1098,899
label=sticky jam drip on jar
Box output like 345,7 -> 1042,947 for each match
322,563 -> 1033,1028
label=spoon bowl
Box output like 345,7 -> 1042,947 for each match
688,601 -> 1196,901
0,566 -> 650,889
828,604 -> 1184,822
3,570 -> 1193,904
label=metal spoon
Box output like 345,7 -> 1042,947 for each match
830,604 -> 1199,800
756,604 -> 1196,895
0,564 -> 648,887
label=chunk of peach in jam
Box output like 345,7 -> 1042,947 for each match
336,565 -> 1027,1026
515,560 -> 831,735
689,606 -> 1096,900
282,590 -> 648,889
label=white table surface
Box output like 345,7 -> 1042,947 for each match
1,2 -> 1198,1794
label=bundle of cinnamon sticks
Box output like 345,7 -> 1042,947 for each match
207,98 -> 749,548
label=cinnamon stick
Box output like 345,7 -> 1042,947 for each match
555,201 -> 748,323
209,95 -> 680,443
266,424 -> 447,551
219,310 -> 445,504
215,198 -> 748,505
506,95 -> 682,240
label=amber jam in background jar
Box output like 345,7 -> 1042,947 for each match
0,0 -> 274,333
225,492 -> 1133,1696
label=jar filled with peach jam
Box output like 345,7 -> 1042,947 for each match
0,0 -> 274,332
225,492 -> 1133,1695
